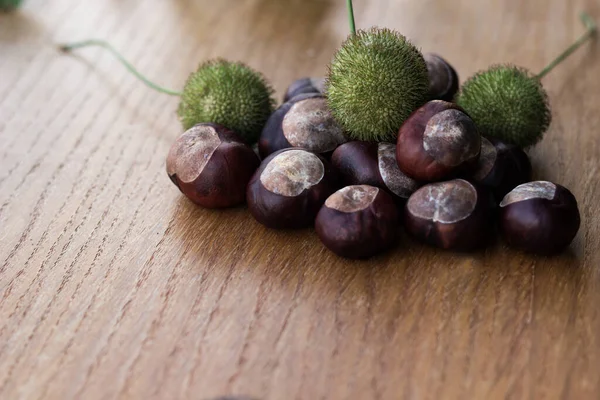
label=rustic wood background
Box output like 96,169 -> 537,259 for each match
1,0 -> 599,399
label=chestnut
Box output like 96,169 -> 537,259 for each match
331,141 -> 420,202
283,77 -> 325,102
404,179 -> 492,250
424,53 -> 459,102
315,185 -> 399,259
259,93 -> 348,158
499,181 -> 580,255
396,100 -> 481,182
166,123 -> 260,208
247,148 -> 339,229
470,137 -> 532,201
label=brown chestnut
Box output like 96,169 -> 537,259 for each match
247,148 -> 339,229
331,141 -> 421,202
404,179 -> 492,250
259,93 -> 348,158
471,137 -> 532,201
315,185 -> 399,259
396,100 -> 481,182
283,77 -> 325,102
499,181 -> 580,255
424,53 -> 459,102
166,123 -> 260,208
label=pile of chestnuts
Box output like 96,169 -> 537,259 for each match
166,53 -> 581,259
54,1 -> 589,259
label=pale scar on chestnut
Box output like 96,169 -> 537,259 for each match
378,143 -> 420,198
423,109 -> 480,166
281,97 -> 346,152
500,181 -> 557,207
260,150 -> 325,197
325,185 -> 379,213
472,137 -> 498,181
166,125 -> 221,183
408,179 -> 478,223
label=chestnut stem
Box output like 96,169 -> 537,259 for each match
536,12 -> 597,80
346,0 -> 356,35
58,39 -> 183,96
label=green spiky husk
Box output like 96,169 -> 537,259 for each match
326,27 -> 429,142
457,65 -> 551,148
0,0 -> 23,11
177,59 -> 275,144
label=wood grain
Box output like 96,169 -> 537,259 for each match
1,0 -> 599,399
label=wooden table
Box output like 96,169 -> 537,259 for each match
1,0 -> 599,399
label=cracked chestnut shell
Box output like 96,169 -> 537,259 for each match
470,137 -> 532,201
396,100 -> 481,182
166,123 -> 260,208
404,179 -> 492,250
424,53 -> 459,102
331,141 -> 421,203
316,185 -> 399,259
283,77 -> 325,102
499,181 -> 580,255
246,148 -> 339,229
259,93 -> 348,158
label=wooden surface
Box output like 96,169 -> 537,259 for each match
1,0 -> 599,399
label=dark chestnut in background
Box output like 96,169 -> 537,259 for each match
499,181 -> 580,255
396,100 -> 481,182
247,148 -> 339,229
424,53 -> 459,102
259,93 -> 347,158
404,179 -> 492,250
283,77 -> 325,102
331,141 -> 421,203
166,123 -> 260,208
315,185 -> 399,259
470,137 -> 532,201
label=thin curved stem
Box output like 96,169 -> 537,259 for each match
346,0 -> 356,35
59,39 -> 183,96
536,12 -> 597,80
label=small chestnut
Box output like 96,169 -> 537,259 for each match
404,179 -> 492,250
283,77 -> 325,102
315,185 -> 399,259
331,141 -> 420,202
471,137 -> 532,201
247,148 -> 339,229
259,93 -> 348,158
396,100 -> 481,182
424,53 -> 459,102
499,181 -> 580,255
166,123 -> 260,208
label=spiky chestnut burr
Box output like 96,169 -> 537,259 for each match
326,1 -> 429,142
457,13 -> 597,148
178,60 -> 275,143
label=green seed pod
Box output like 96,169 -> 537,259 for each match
326,28 -> 429,142
178,59 -> 276,144
457,65 -> 551,148
0,0 -> 23,11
